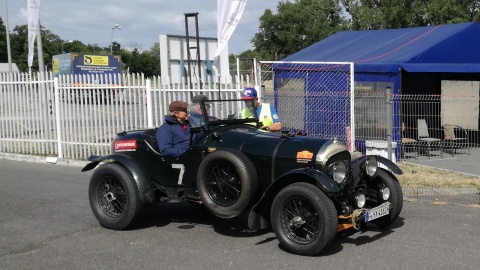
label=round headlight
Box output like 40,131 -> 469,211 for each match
332,161 -> 347,184
379,187 -> 391,201
355,193 -> 366,208
365,156 -> 377,176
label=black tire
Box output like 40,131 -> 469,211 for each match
271,182 -> 338,256
197,149 -> 258,218
88,163 -> 144,230
371,169 -> 403,229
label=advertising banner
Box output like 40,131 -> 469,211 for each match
213,0 -> 247,73
52,53 -> 121,78
27,0 -> 41,67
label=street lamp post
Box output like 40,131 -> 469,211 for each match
62,40 -> 73,53
110,24 -> 122,54
4,0 -> 12,72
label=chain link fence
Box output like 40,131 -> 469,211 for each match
352,92 -> 480,158
257,61 -> 479,205
259,61 -> 354,146
258,61 -> 480,155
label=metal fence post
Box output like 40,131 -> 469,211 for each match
386,86 -> 393,161
146,79 -> 153,128
349,62 -> 355,152
54,77 -> 63,159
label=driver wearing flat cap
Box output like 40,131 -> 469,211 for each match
156,101 -> 193,157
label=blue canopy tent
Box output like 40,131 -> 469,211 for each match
283,22 -> 480,86
275,22 -> 480,155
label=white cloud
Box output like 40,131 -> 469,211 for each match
3,0 -> 279,54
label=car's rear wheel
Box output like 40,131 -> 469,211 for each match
370,169 -> 403,229
271,182 -> 338,256
89,163 -> 144,230
197,149 -> 258,218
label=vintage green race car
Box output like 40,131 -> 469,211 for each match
82,98 -> 403,256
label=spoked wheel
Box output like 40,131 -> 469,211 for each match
205,160 -> 242,207
271,182 -> 337,256
89,163 -> 144,230
197,149 -> 258,218
281,197 -> 321,244
96,176 -> 127,218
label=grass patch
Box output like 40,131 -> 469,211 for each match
397,162 -> 480,190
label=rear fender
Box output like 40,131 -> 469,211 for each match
248,168 -> 338,230
82,154 -> 155,204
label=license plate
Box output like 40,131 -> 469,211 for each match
365,203 -> 390,222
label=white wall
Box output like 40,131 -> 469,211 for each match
159,34 -> 230,85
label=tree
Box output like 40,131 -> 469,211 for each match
231,50 -> 261,75
111,41 -> 121,54
10,25 -> 29,71
39,29 -> 62,71
8,24 -> 117,72
465,0 -> 480,22
251,0 -> 345,60
145,43 -> 161,76
341,0 -> 478,30
9,24 -> 71,71
125,44 -> 160,77
250,0 -> 480,62
0,18 -> 8,63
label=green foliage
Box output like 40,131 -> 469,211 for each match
249,0 -> 480,62
231,50 -> 264,75
340,0 -> 478,30
10,25 -> 29,71
127,43 -> 161,77
0,17 -> 8,63
0,20 -> 161,74
251,0 -> 344,60
2,1 -> 480,73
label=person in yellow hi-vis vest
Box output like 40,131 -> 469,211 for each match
240,88 -> 282,132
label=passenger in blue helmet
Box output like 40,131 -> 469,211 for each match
241,87 -> 282,132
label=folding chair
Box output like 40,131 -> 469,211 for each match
417,119 -> 442,158
443,124 -> 470,155
401,122 -> 417,159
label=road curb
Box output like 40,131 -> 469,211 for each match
0,152 -> 88,167
403,161 -> 480,178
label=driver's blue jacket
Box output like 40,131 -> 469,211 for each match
156,115 -> 193,157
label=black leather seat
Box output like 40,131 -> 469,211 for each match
140,128 -> 161,155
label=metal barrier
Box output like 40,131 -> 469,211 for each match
0,72 -> 240,160
353,92 -> 480,159
259,61 -> 355,150
1,71 -> 479,160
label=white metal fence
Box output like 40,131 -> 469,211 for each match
2,68 -> 479,161
1,72 -> 241,160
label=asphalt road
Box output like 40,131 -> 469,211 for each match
0,159 -> 479,270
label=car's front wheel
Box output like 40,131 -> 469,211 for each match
88,163 -> 144,230
271,182 -> 338,256
371,169 -> 403,229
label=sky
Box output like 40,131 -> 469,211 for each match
2,0 -> 280,54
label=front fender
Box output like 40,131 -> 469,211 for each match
82,154 -> 155,204
248,168 -> 338,230
351,155 -> 403,175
